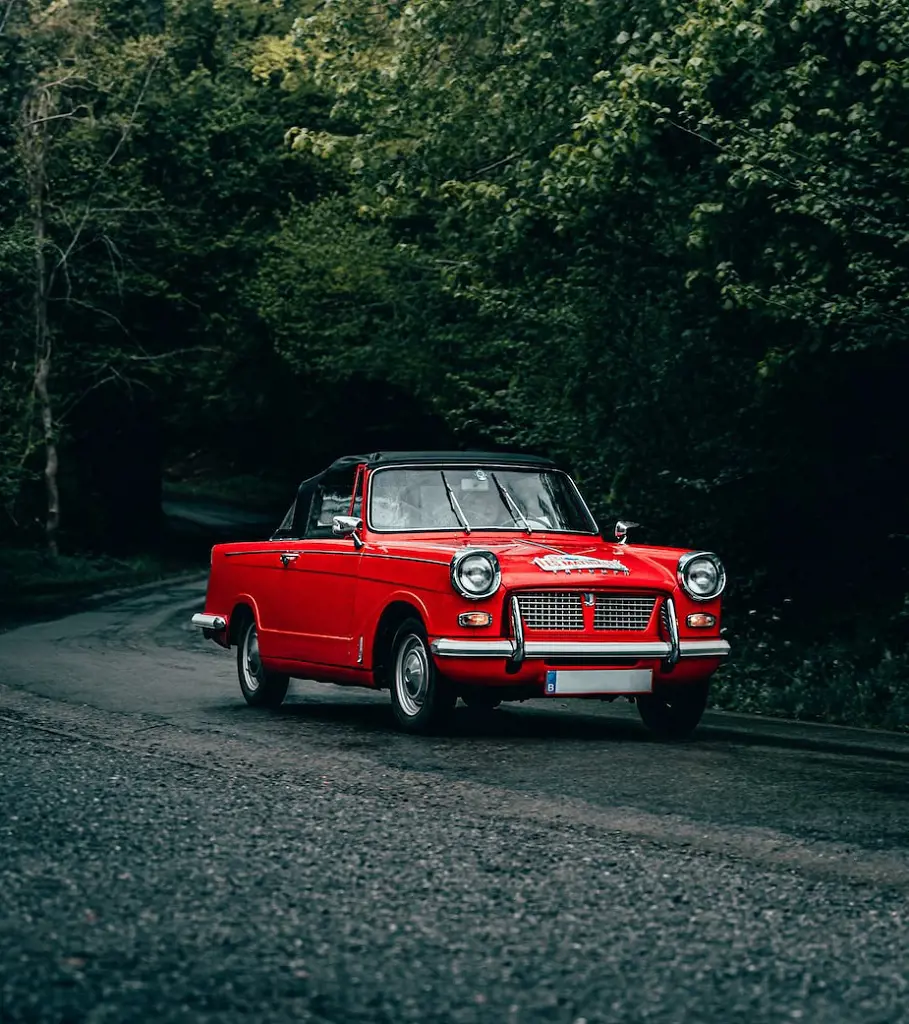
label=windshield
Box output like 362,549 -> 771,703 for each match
368,466 -> 597,534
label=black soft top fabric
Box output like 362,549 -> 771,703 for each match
290,454 -> 365,531
357,450 -> 553,469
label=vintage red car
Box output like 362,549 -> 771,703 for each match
192,451 -> 730,738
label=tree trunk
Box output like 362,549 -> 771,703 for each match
25,89 -> 60,556
34,355 -> 60,556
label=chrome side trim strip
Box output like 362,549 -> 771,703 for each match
192,613 -> 226,630
429,637 -> 731,659
361,553 -> 450,567
226,549 -> 449,566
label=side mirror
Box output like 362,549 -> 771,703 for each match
614,520 -> 641,544
332,515 -> 364,549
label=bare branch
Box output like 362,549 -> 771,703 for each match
57,374 -> 118,422
121,347 -> 220,362
36,69 -> 85,93
466,127 -> 570,180
96,56 -> 160,180
99,233 -> 125,292
47,296 -> 130,335
49,55 -> 161,292
23,108 -> 90,127
61,206 -> 160,216
0,0 -> 17,36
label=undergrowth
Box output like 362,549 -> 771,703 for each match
712,597 -> 909,732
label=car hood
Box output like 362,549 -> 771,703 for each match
370,534 -> 679,592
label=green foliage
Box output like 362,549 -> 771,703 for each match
278,0 -> 909,562
713,597 -> 909,732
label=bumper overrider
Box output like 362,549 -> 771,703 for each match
430,596 -> 730,665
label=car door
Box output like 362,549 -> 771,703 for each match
269,463 -> 363,667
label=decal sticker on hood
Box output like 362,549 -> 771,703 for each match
532,554 -> 630,575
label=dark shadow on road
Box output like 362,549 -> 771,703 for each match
232,697 -> 653,745
692,723 -> 909,763
215,692 -> 909,764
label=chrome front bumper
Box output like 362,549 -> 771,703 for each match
429,638 -> 730,658
430,595 -> 729,662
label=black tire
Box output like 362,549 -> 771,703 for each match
461,690 -> 502,711
236,616 -> 289,708
636,680 -> 709,741
389,617 -> 455,733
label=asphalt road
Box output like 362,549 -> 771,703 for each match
2,578 -> 909,1024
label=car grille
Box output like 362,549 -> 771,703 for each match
594,595 -> 656,632
516,592 -> 657,632
517,592 -> 584,631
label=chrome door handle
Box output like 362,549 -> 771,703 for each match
280,552 -> 300,567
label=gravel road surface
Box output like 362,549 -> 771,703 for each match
1,578 -> 908,1024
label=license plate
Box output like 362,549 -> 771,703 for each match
544,668 -> 653,696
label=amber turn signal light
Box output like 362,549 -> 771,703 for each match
687,612 -> 716,628
458,611 -> 493,627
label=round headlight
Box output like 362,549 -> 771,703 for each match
678,551 -> 726,601
451,550 -> 501,600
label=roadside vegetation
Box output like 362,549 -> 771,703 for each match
0,548 -> 192,623
1,0 -> 906,728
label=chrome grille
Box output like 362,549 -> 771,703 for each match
517,592 -> 584,631
594,595 -> 656,632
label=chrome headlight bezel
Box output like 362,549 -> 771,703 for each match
677,551 -> 726,602
450,549 -> 501,601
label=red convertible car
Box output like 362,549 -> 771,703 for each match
192,452 -> 730,738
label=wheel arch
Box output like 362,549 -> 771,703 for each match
370,598 -> 427,690
227,595 -> 262,647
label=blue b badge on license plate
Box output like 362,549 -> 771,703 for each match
545,671 -> 557,695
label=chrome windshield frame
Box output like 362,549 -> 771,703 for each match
365,463 -> 600,536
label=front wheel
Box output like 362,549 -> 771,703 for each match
636,680 -> 709,741
236,617 -> 289,708
389,618 -> 455,733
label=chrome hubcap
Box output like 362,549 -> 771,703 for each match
243,625 -> 264,693
395,635 -> 429,717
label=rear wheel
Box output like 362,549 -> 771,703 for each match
636,680 -> 709,740
236,617 -> 289,708
389,618 -> 455,733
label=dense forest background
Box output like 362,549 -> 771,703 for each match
1,0 -> 907,725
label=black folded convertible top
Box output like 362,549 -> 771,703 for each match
338,450 -> 555,470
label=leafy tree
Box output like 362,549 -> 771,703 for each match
273,0 -> 909,614
0,0 -> 335,546
3,0 -> 165,551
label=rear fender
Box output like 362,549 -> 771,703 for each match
227,593 -> 266,648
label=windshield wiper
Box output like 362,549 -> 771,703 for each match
490,473 -> 533,533
440,471 -> 471,533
